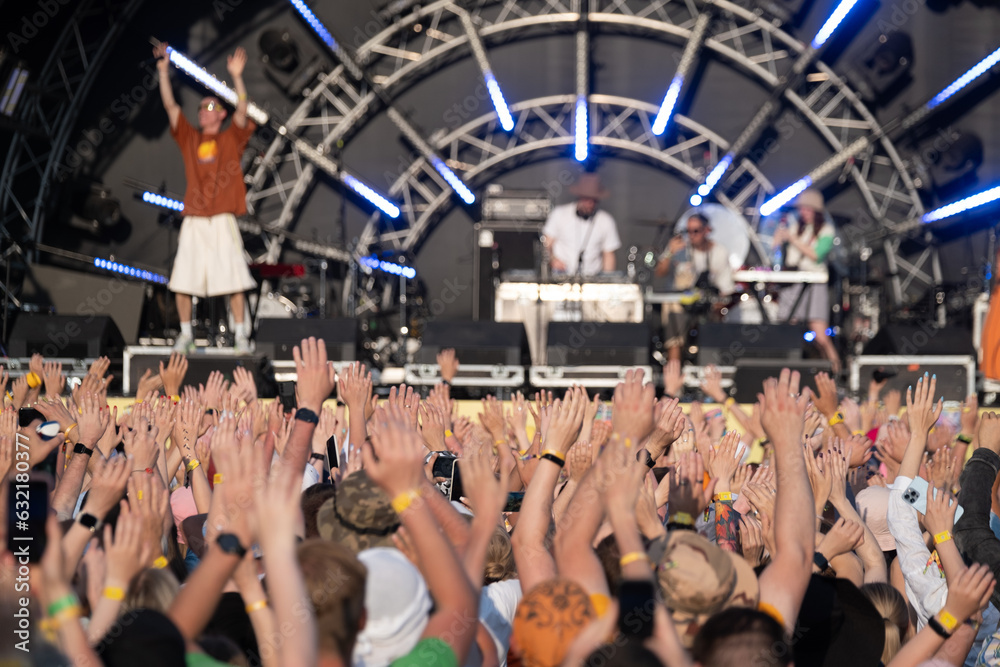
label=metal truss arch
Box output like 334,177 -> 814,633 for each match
246,0 -> 922,270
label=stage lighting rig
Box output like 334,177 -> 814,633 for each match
845,32 -> 914,107
258,28 -> 327,98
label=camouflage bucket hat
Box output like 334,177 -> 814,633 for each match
657,531 -> 759,647
317,471 -> 400,554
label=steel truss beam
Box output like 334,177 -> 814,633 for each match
0,0 -> 145,253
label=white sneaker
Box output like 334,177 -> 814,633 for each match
173,332 -> 196,354
234,335 -> 253,355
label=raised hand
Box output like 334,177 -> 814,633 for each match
545,388 -> 587,455
923,486 -> 959,538
419,402 -> 447,451
42,360 -> 65,398
478,395 -> 506,443
611,369 -> 655,441
700,365 -> 727,403
77,392 -> 110,447
804,447 -> 832,512
460,441 -> 508,519
960,394 -> 979,439
703,431 -> 743,493
231,366 -> 258,405
103,509 -> 155,589
134,368 -> 162,402
158,352 -> 188,398
337,361 -> 372,411
906,373 -> 943,436
153,40 -> 170,72
385,384 -> 419,430
567,441 -> 594,482
941,564 -> 995,625
979,412 -> 1000,456
817,517 -> 864,560
437,348 -> 460,383
293,337 -> 336,412
668,452 -> 715,517
812,372 -> 840,419
758,369 -> 810,447
226,46 -> 247,78
199,371 -> 229,411
123,418 -> 160,471
363,413 -> 426,499
663,358 -> 683,399
0,435 -> 13,481
739,516 -> 766,567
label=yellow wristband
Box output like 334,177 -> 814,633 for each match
186,459 -> 201,472
103,587 -> 125,601
937,610 -> 959,633
724,397 -> 736,408
152,556 -> 169,569
828,412 -> 845,426
444,429 -> 454,438
539,449 -> 565,463
237,92 -> 248,101
495,440 -> 506,445
214,473 -> 223,484
619,551 -> 651,567
245,599 -> 268,613
391,488 -> 424,514
934,530 -> 953,545
25,372 -> 41,388
63,423 -> 78,443
668,511 -> 694,526
713,492 -> 734,502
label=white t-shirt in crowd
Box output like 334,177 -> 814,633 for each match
542,203 -> 621,275
479,579 -> 522,667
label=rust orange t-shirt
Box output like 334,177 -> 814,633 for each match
170,113 -> 256,217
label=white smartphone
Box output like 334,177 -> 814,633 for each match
902,476 -> 964,523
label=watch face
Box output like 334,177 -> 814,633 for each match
79,513 -> 98,529
217,533 -> 245,556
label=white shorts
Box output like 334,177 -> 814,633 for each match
168,213 -> 256,297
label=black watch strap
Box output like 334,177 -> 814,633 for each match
813,552 -> 830,572
295,408 -> 320,424
216,533 -> 248,558
78,513 -> 100,533
309,452 -> 325,462
73,442 -> 94,457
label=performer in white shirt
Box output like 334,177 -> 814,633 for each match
542,174 -> 621,276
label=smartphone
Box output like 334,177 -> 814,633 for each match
431,453 -> 457,480
503,492 -> 525,513
326,435 -> 339,469
617,579 -> 657,640
7,476 -> 51,562
18,408 -> 44,428
902,476 -> 964,523
937,401 -> 962,433
450,461 -> 464,501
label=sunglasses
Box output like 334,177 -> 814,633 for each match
199,101 -> 221,111
685,227 -> 705,234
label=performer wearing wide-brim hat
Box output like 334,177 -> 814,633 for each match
542,174 -> 621,276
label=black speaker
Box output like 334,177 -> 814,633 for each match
127,352 -> 271,397
8,314 -> 125,359
732,358 -> 834,403
863,325 -> 974,357
416,321 -> 529,365
546,322 -> 649,366
256,318 -> 357,361
694,323 -> 804,366
20,265 -> 146,344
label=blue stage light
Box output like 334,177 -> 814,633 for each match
652,75 -> 684,136
342,174 -> 401,218
142,191 -> 185,212
165,47 -> 269,125
760,177 -> 813,217
689,194 -> 703,206
926,46 -> 1000,110
922,184 -> 1000,223
485,73 -> 515,132
360,255 -> 416,280
288,0 -> 339,52
430,157 -> 475,204
574,95 -> 588,162
811,0 -> 862,49
693,154 -> 733,201
94,257 -> 168,283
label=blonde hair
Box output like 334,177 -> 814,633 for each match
122,568 -> 180,614
484,526 -> 517,585
297,539 -> 368,661
862,582 -> 908,664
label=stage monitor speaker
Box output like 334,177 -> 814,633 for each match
128,353 -> 271,398
416,320 -> 529,365
695,323 -> 804,366
8,314 -> 125,359
256,318 -> 357,361
732,358 -> 833,403
863,325 -> 974,357
472,222 -> 542,321
546,322 -> 649,366
20,265 -> 145,344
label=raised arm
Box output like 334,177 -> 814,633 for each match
153,41 -> 181,131
226,46 -> 249,128
898,373 -> 942,480
756,370 -> 815,634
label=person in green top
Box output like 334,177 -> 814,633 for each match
773,188 -> 841,374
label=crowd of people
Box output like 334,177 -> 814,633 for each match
1,345 -> 1000,666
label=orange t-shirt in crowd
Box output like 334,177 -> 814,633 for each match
170,113 -> 256,218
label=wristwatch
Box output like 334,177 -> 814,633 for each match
309,452 -> 325,463
294,408 -> 320,424
78,513 -> 100,534
73,442 -> 94,457
216,533 -> 247,558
